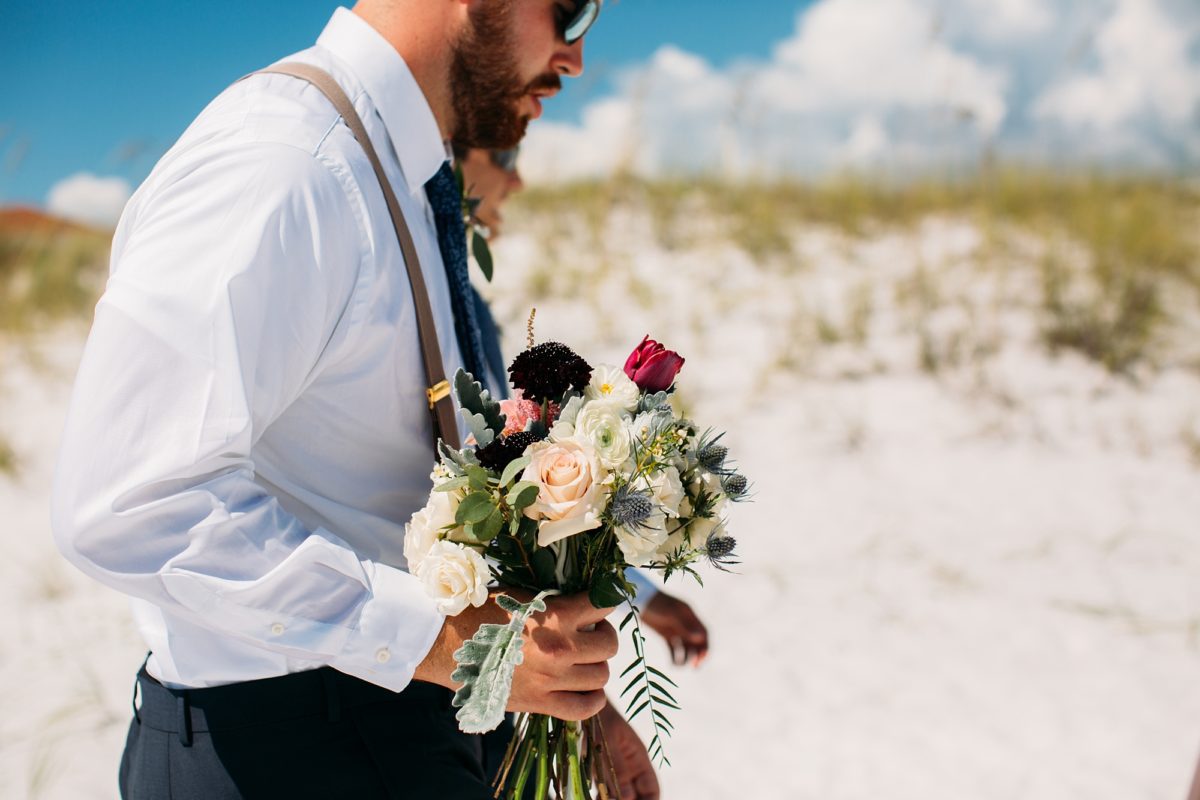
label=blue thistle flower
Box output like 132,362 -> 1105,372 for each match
721,473 -> 750,501
704,529 -> 739,572
609,485 -> 655,530
695,429 -> 732,474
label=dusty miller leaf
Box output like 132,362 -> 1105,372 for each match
450,590 -> 556,734
453,369 -> 505,442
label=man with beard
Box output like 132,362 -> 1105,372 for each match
52,1 -> 658,798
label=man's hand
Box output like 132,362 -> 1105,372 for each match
414,589 -> 617,720
598,701 -> 661,800
641,591 -> 709,667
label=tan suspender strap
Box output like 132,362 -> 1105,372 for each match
250,62 -> 461,451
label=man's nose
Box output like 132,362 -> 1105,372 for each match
551,38 -> 584,78
508,170 -> 524,193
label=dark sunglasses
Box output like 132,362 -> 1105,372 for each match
560,0 -> 602,44
489,148 -> 520,173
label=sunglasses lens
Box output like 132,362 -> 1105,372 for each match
491,148 -> 520,173
564,1 -> 599,44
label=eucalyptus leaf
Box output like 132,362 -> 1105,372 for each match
450,590 -> 555,734
433,475 -> 470,493
455,492 -> 495,526
498,456 -> 531,488
507,481 -> 540,513
465,465 -> 491,491
471,507 -> 505,543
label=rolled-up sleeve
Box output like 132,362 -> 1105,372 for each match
51,141 -> 443,691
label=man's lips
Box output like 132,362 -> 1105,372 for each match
526,87 -> 559,120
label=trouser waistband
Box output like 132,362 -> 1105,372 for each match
133,662 -> 452,746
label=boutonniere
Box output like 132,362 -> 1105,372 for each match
454,163 -> 494,283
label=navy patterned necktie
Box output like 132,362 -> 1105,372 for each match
424,161 -> 491,394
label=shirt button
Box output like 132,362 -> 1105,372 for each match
270,623 -> 285,636
375,648 -> 391,664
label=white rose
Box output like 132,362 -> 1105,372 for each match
647,466 -> 685,518
687,514 -> 725,543
417,540 -> 490,616
574,402 -> 633,470
687,471 -> 728,516
522,436 -> 610,547
657,526 -> 689,557
404,490 -> 458,574
615,520 -> 669,567
584,364 -> 640,413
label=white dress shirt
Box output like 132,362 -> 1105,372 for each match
52,9 -> 466,692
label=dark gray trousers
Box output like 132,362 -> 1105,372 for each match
118,662 -> 502,799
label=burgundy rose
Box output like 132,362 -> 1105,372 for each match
623,335 -> 685,392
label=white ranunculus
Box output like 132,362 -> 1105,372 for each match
522,436 -> 610,546
584,364 -> 640,413
417,540 -> 490,616
404,490 -> 458,574
573,402 -> 633,470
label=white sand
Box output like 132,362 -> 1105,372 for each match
3,213 -> 1199,798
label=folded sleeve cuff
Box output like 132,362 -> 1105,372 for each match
331,561 -> 445,692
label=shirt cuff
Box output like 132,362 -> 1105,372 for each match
331,561 -> 445,692
625,568 -> 660,610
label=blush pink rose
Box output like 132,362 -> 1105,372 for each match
521,437 -> 609,546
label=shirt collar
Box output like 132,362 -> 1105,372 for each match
316,7 -> 448,195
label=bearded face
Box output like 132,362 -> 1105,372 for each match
450,1 -> 560,149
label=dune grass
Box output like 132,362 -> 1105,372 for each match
0,216 -> 111,475
514,170 -> 1199,376
0,219 -> 110,336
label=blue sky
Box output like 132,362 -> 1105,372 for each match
3,0 -> 1198,223
0,1 -> 811,207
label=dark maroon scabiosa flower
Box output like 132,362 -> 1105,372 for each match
507,341 -> 592,404
476,430 -> 543,473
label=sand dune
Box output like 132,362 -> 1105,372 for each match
2,205 -> 1198,798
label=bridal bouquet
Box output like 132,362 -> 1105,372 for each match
404,327 -> 747,799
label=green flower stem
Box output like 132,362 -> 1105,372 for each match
508,732 -> 535,800
534,715 -> 550,800
566,719 -> 586,800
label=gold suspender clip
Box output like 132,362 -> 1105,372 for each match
426,379 -> 451,409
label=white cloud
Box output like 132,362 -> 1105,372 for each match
957,0 -> 1052,42
523,0 -> 1200,183
1034,0 -> 1200,131
46,172 -> 132,228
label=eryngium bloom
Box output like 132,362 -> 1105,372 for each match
507,341 -> 592,403
721,473 -> 750,501
608,484 -> 655,530
704,531 -> 739,572
695,430 -> 730,474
